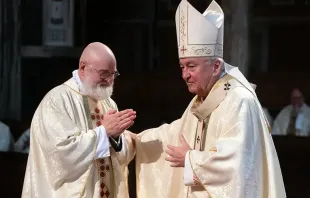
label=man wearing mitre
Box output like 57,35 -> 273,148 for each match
134,1 -> 286,197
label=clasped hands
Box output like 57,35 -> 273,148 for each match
102,109 -> 136,137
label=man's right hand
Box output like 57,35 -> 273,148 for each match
102,109 -> 136,137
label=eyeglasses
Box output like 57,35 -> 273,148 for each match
88,64 -> 120,80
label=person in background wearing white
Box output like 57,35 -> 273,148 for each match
14,128 -> 30,154
272,88 -> 310,136
0,121 -> 14,152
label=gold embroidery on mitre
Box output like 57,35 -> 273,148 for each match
176,1 -> 224,58
180,8 -> 187,44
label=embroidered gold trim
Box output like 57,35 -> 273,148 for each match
63,83 -> 86,96
209,147 -> 217,152
83,96 -> 93,129
109,157 -> 116,198
193,121 -> 201,150
178,5 -> 223,58
209,75 -> 234,94
200,117 -> 210,151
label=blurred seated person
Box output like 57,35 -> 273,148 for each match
263,107 -> 273,127
15,128 -> 30,154
0,121 -> 15,151
272,88 -> 310,136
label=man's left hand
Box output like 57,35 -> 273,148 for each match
165,134 -> 192,167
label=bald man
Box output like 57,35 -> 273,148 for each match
272,88 -> 310,136
22,42 -> 136,198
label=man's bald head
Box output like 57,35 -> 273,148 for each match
78,42 -> 117,82
79,42 -> 116,69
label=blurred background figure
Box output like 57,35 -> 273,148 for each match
0,121 -> 15,152
14,128 -> 30,154
272,88 -> 310,136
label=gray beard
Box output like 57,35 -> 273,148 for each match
81,78 -> 113,100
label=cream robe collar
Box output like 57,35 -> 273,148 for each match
63,70 -> 84,94
191,75 -> 243,120
191,62 -> 258,121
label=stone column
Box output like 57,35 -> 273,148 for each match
221,0 -> 250,77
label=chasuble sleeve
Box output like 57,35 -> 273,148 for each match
112,131 -> 136,166
188,96 -> 266,197
184,152 -> 195,185
135,119 -> 181,165
33,94 -> 98,189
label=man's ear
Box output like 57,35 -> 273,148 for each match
79,61 -> 86,69
79,61 -> 87,75
212,59 -> 222,77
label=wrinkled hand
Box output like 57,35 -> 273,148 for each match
102,109 -> 136,137
165,134 -> 192,167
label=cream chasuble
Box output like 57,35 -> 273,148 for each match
22,78 -> 134,198
135,74 -> 286,198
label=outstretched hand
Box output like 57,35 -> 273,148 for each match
165,134 -> 192,167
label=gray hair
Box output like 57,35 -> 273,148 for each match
204,57 -> 225,72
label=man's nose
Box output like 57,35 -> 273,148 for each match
182,71 -> 190,79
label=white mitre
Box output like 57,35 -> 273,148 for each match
175,0 -> 224,58
175,0 -> 258,96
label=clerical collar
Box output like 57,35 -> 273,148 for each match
72,70 -> 84,93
